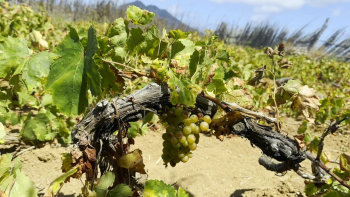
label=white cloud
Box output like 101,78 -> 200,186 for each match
207,0 -> 350,9
254,5 -> 283,13
332,7 -> 342,16
207,0 -> 350,22
250,14 -> 269,22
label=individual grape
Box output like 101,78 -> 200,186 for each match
187,152 -> 193,158
162,154 -> 171,162
180,146 -> 190,153
190,114 -> 198,123
181,111 -> 189,119
197,113 -> 204,120
183,126 -> 192,135
179,136 -> 187,144
169,153 -> 176,159
166,125 -> 176,133
170,147 -> 178,156
182,156 -> 189,163
162,148 -> 170,154
189,143 -> 197,151
175,107 -> 183,116
163,141 -> 172,149
172,142 -> 181,149
194,134 -> 200,144
175,131 -> 183,139
173,157 -> 181,163
168,110 -> 174,117
203,115 -> 212,124
200,122 -> 209,131
181,140 -> 188,147
190,123 -> 200,134
170,160 -> 176,167
187,134 -> 196,144
170,136 -> 178,144
161,113 -> 168,120
162,133 -> 169,141
184,118 -> 192,126
178,152 -> 185,159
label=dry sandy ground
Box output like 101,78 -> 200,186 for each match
16,117 -> 350,197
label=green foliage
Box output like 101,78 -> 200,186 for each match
93,172 -> 133,197
0,154 -> 38,197
44,166 -> 79,197
126,5 -> 155,25
1,3 -> 350,197
144,179 -> 189,197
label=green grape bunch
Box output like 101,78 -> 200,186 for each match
160,106 -> 212,167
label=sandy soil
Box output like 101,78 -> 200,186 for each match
14,117 -> 350,197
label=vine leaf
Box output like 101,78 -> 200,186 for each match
127,121 -> 148,138
168,70 -> 198,107
340,154 -> 350,173
144,179 -> 189,197
139,26 -> 167,59
108,18 -> 129,63
107,184 -> 133,197
118,149 -> 146,174
171,39 -> 195,59
291,85 -> 321,123
126,5 -> 155,25
206,65 -> 227,95
95,172 -> 115,196
85,26 -> 101,96
45,27 -> 87,116
222,89 -> 254,109
0,37 -> 31,80
21,112 -> 51,141
44,166 -> 79,197
61,153 -> 73,173
216,50 -> 230,62
0,154 -> 37,197
168,29 -> 191,39
94,172 -> 133,197
22,52 -> 58,91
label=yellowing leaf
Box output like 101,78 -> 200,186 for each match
340,154 -> 350,173
118,149 -> 146,174
291,85 -> 321,123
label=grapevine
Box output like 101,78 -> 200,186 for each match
0,1 -> 349,197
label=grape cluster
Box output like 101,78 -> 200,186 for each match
160,106 -> 212,167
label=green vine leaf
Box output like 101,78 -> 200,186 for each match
108,18 -> 129,63
0,154 -> 36,197
126,5 -> 155,25
85,26 -> 101,96
0,37 -> 31,80
139,26 -> 167,59
45,27 -> 87,116
216,50 -> 230,62
168,29 -> 191,39
144,179 -> 189,197
168,70 -> 198,107
44,166 -> 79,197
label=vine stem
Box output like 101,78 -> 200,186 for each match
267,60 -> 281,132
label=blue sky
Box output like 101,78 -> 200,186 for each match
124,0 -> 350,40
